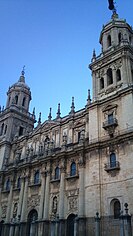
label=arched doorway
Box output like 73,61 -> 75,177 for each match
67,214 -> 76,236
110,198 -> 121,219
27,209 -> 38,236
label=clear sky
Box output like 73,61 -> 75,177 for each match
0,0 -> 132,123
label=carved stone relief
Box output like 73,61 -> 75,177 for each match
27,195 -> 40,209
68,197 -> 78,211
1,203 -> 7,218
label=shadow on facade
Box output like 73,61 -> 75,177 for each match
0,205 -> 132,236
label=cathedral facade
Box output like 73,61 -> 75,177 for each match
0,12 -> 133,236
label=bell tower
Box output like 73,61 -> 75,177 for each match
0,69 -> 35,169
88,11 -> 133,141
89,11 -> 133,101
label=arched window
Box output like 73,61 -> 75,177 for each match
100,77 -> 104,89
116,69 -> 121,82
70,162 -> 76,176
17,177 -> 21,189
15,95 -> 18,105
0,123 -> 4,136
110,199 -> 121,219
6,178 -> 10,191
22,97 -> 26,107
55,167 -> 60,180
107,68 -> 113,85
118,32 -> 122,44
107,35 -> 111,47
110,153 -> 116,168
34,170 -> 39,184
114,200 -> 121,219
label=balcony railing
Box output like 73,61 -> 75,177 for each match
104,161 -> 120,172
103,118 -> 118,129
51,175 -> 60,182
66,170 -> 79,179
29,180 -> 41,187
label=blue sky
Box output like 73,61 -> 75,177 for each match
0,0 -> 132,123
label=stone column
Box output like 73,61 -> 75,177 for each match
17,177 -> 25,219
38,171 -> 46,219
0,175 -> 3,220
43,168 -> 51,236
121,57 -> 127,86
21,177 -> 28,222
50,220 -> 55,236
95,212 -> 100,236
59,172 -> 65,219
9,223 -> 15,236
29,220 -> 36,236
112,68 -> 116,86
78,156 -> 85,217
120,203 -> 132,236
6,181 -> 13,222
14,220 -> 20,236
78,153 -> 86,236
38,171 -> 46,236
43,170 -> 50,220
74,217 -> 79,236
59,159 -> 66,236
55,216 -> 59,236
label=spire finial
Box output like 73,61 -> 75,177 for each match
69,97 -> 75,116
48,107 -> 52,121
19,66 -> 25,83
87,89 -> 91,105
56,103 -> 61,119
91,49 -> 96,62
38,112 -> 41,125
22,65 -> 25,76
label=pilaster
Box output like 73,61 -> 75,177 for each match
20,176 -> 28,222
6,181 -> 13,222
43,167 -> 51,220
38,171 -> 46,220
59,158 -> 66,220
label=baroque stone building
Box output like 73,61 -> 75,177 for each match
0,11 -> 133,236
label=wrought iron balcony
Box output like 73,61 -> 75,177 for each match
104,161 -> 120,172
103,118 -> 118,129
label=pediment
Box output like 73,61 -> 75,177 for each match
74,119 -> 85,128
102,104 -> 117,112
41,120 -> 57,131
33,120 -> 57,135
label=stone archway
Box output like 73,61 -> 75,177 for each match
27,209 -> 38,236
67,214 -> 76,236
